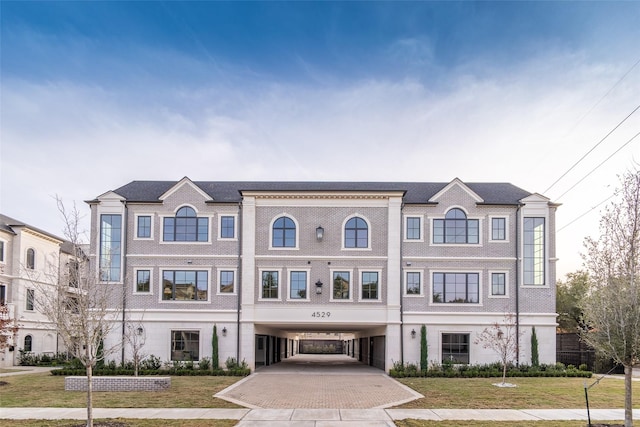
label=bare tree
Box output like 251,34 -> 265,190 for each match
28,198 -> 121,427
581,169 -> 640,427
123,316 -> 147,376
474,312 -> 523,386
0,304 -> 19,354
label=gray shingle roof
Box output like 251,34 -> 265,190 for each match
106,180 -> 533,205
0,213 -> 65,242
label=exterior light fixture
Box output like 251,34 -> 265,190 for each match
411,329 -> 416,339
315,280 -> 323,294
222,327 -> 227,336
316,226 -> 324,241
137,327 -> 144,336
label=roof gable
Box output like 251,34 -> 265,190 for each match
159,177 -> 212,202
428,178 -> 484,203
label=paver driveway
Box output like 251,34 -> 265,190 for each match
215,354 -> 422,409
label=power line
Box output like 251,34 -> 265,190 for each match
544,102 -> 640,194
555,131 -> 640,201
557,193 -> 617,233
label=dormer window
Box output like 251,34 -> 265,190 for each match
433,208 -> 479,244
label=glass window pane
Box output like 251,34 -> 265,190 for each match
333,272 -> 350,299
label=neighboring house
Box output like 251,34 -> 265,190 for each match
0,214 -> 69,367
88,177 -> 559,372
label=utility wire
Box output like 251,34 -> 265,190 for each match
557,193 -> 617,233
556,131 -> 640,201
544,103 -> 640,194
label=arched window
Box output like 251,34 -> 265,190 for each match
24,335 -> 33,352
272,217 -> 296,248
163,206 -> 208,242
433,208 -> 479,244
344,217 -> 368,248
26,248 -> 35,269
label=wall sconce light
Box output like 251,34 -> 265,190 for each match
137,327 -> 144,336
187,260 -> 193,264
406,261 -> 412,266
315,280 -> 323,294
222,327 -> 227,337
411,329 -> 416,339
316,226 -> 324,241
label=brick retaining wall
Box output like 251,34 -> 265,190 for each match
65,376 -> 171,392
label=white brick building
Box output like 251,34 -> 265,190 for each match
88,177 -> 558,372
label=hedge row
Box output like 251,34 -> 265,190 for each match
389,362 -> 593,378
51,367 -> 250,377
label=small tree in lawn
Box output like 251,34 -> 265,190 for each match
0,304 -> 20,355
474,312 -> 523,386
124,317 -> 147,376
581,169 -> 640,427
29,198 -> 121,427
420,325 -> 428,372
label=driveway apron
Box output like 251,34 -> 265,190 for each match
214,354 -> 422,409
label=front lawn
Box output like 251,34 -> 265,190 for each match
395,376 -> 639,409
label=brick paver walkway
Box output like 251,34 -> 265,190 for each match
215,354 -> 422,409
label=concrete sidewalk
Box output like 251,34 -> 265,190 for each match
0,407 -> 637,425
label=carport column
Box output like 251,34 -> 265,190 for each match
386,195 -> 403,371
240,195 -> 256,370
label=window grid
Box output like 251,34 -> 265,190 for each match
442,333 -> 470,364
24,335 -> 33,352
361,272 -> 379,300
272,217 -> 296,248
261,271 -> 279,299
345,217 -> 368,248
492,217 -> 506,241
406,272 -> 421,295
433,273 -> 479,304
289,271 -> 308,299
220,216 -> 235,239
162,270 -> 208,301
433,209 -> 479,244
524,217 -> 545,285
26,289 -> 34,311
163,207 -> 208,242
137,216 -> 151,238
491,272 -> 506,296
171,330 -> 199,361
219,271 -> 235,293
332,271 -> 351,300
406,217 -> 421,240
99,214 -> 122,281
26,248 -> 35,269
0,241 -> 5,262
136,270 -> 150,293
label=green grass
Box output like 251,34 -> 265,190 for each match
0,373 -> 242,408
395,421 -> 623,427
395,377 -> 639,409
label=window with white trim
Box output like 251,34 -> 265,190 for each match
344,217 -> 368,248
432,272 -> 479,304
136,215 -> 152,239
405,216 -> 422,240
331,271 -> 351,301
405,271 -> 421,295
219,216 -> 236,239
361,271 -> 380,300
433,209 -> 479,244
171,330 -> 199,361
491,272 -> 506,296
289,271 -> 308,300
261,271 -> 279,299
491,217 -> 506,241
163,206 -> 208,242
219,270 -> 235,294
162,270 -> 208,301
136,270 -> 151,293
442,333 -> 469,364
524,217 -> 545,285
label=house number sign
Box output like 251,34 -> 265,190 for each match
311,311 -> 331,318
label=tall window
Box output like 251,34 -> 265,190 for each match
261,271 -> 279,299
361,272 -> 379,300
162,270 -> 208,301
26,289 -> 35,311
432,273 -> 479,303
136,270 -> 150,293
492,217 -> 506,241
524,217 -> 545,285
491,272 -> 506,296
219,271 -> 235,293
100,214 -> 122,281
345,217 -> 368,248
332,271 -> 350,300
442,333 -> 469,364
289,271 -> 307,299
406,272 -> 421,295
0,284 -> 6,305
0,241 -> 5,262
171,330 -> 199,361
433,209 -> 479,244
406,217 -> 421,240
163,207 -> 208,242
137,216 -> 151,238
24,335 -> 33,352
272,217 -> 296,247
26,248 -> 35,269
220,216 -> 235,239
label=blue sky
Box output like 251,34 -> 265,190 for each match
1,1 -> 639,276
